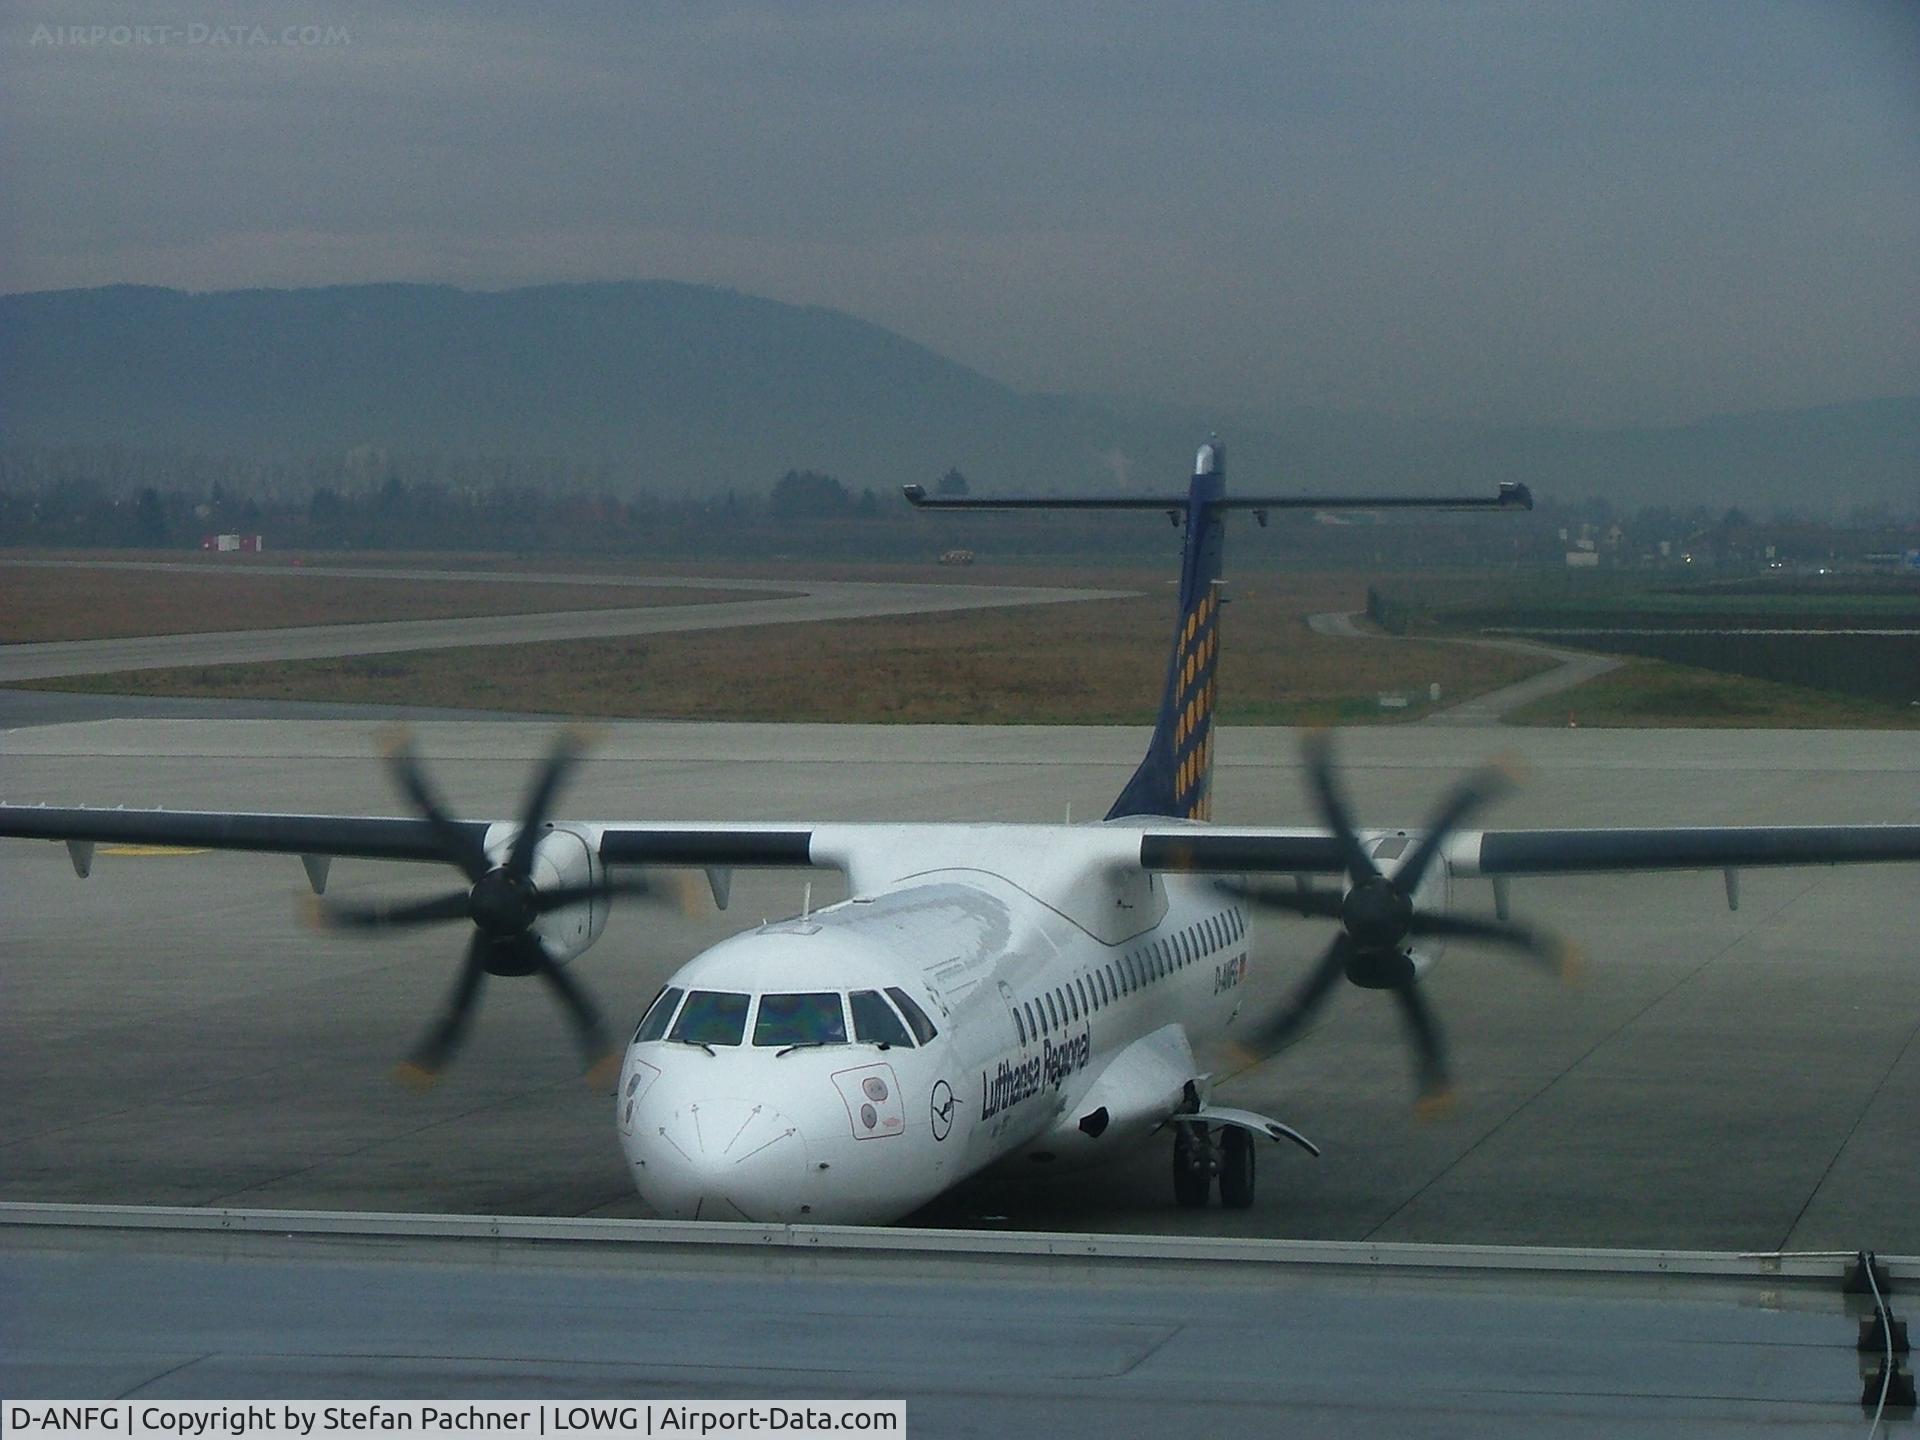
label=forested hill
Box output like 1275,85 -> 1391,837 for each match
2,281 -> 1913,512
0,281 -> 1104,486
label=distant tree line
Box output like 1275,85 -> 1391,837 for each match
1,445 -> 1910,567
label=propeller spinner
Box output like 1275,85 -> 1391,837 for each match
1230,732 -> 1579,1113
311,730 -> 676,1088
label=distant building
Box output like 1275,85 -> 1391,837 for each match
201,533 -> 265,553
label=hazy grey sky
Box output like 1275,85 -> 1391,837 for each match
4,1 -> 1916,425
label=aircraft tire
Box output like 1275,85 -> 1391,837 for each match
1173,1127 -> 1212,1208
1219,1126 -> 1255,1209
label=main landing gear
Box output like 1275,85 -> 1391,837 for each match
1172,1122 -> 1255,1210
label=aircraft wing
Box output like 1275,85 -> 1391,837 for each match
0,805 -> 825,871
1133,824 -> 1920,877
1450,825 -> 1920,876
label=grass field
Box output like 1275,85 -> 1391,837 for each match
1508,659 -> 1920,729
0,559 -> 757,642
17,553 -> 1917,728
19,571 -> 1554,724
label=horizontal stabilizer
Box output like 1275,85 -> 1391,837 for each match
903,482 -> 1531,513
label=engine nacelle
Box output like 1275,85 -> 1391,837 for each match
1371,830 -> 1452,966
482,823 -> 606,964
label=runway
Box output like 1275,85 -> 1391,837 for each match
3,717 -> 1916,1256
0,573 -> 1124,683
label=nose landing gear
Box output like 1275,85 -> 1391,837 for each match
1173,1122 -> 1257,1209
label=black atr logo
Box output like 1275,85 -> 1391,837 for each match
929,1080 -> 955,1141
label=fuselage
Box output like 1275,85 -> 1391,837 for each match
616,837 -> 1261,1223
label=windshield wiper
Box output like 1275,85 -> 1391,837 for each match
776,1041 -> 827,1057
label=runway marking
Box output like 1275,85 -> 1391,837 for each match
98,845 -> 207,857
1780,998 -> 1920,1252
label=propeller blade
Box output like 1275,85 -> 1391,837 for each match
310,890 -> 472,933
533,951 -> 616,1085
1302,731 -> 1379,889
1216,877 -> 1347,922
1391,758 -> 1521,895
1387,981 -> 1455,1116
394,933 -> 490,1087
1237,933 -> 1354,1061
382,732 -> 488,881
507,730 -> 589,881
1407,911 -> 1584,981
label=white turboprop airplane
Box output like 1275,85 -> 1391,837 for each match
5,440 -> 1919,1225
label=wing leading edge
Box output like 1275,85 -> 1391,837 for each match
1133,824 -> 1920,877
9,805 -> 1918,881
0,805 -> 823,871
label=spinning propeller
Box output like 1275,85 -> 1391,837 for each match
1230,732 -> 1580,1114
311,730 -> 680,1088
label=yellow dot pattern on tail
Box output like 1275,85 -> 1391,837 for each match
1173,585 -> 1221,821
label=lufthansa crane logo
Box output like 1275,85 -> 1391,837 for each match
929,1080 -> 955,1142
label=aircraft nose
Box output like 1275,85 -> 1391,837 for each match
630,1094 -> 808,1223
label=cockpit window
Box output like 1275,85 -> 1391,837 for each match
633,986 -> 685,1043
669,990 -> 749,1047
886,986 -> 940,1044
754,991 -> 848,1047
850,990 -> 914,1048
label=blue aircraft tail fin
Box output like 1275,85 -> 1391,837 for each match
1105,441 -> 1228,821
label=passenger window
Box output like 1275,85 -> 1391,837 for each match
1075,977 -> 1090,1014
753,992 -> 847,1047
633,986 -> 684,1043
1125,955 -> 1140,991
669,990 -> 749,1047
1044,992 -> 1060,1029
1065,985 -> 1080,1021
1024,1001 -> 1039,1037
1098,969 -> 1112,1005
885,986 -> 940,1044
850,989 -> 914,1049
1013,1005 -> 1027,1045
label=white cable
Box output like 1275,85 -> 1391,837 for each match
1864,1251 -> 1893,1440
